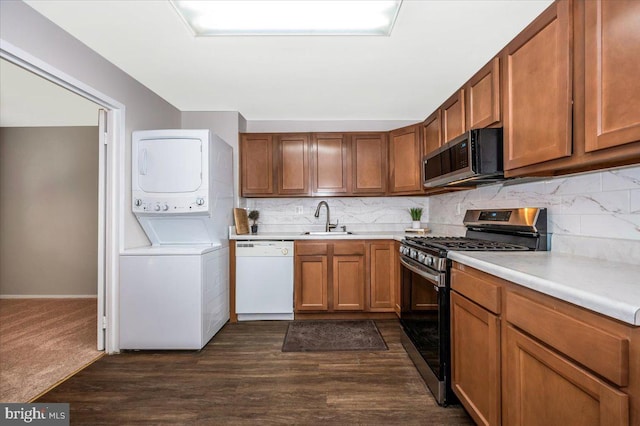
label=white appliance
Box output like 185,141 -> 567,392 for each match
120,245 -> 228,350
120,129 -> 233,350
131,129 -> 233,246
235,241 -> 294,321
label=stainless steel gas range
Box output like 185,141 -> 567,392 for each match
398,208 -> 548,406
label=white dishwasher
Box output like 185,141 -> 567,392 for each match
235,241 -> 294,321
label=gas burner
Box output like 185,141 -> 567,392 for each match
405,236 -> 530,252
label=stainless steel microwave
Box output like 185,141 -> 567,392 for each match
423,128 -> 504,188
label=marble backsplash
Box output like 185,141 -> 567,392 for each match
428,164 -> 640,264
245,197 -> 429,233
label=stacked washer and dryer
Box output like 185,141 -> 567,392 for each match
119,129 -> 233,350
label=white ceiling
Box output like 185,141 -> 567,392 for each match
21,0 -> 553,122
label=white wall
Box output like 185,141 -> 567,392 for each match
0,127 -> 99,295
0,0 -> 183,250
428,164 -> 640,264
181,111 -> 246,208
247,120 -> 416,133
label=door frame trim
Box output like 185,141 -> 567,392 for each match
1,39 -> 125,354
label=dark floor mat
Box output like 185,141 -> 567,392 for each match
282,320 -> 388,352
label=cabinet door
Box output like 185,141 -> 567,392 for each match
277,133 -> 309,196
312,133 -> 349,195
504,325 -> 629,426
389,124 -> 423,194
584,0 -> 640,152
295,255 -> 328,311
369,242 -> 395,311
451,292 -> 501,426
240,134 -> 274,196
423,110 -> 442,156
332,255 -> 365,311
442,89 -> 467,143
503,0 -> 572,170
466,57 -> 501,130
351,133 -> 387,195
394,242 -> 402,315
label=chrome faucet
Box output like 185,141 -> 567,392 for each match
314,200 -> 333,232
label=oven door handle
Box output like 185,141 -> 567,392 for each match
400,257 -> 443,287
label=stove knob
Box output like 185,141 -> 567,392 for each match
162,204 -> 169,211
410,249 -> 417,259
196,197 -> 205,206
154,204 -> 161,212
418,252 -> 426,263
134,199 -> 142,207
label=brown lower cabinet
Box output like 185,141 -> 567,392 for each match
450,262 -> 639,425
294,240 -> 395,313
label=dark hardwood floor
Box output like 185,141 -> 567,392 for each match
37,320 -> 473,425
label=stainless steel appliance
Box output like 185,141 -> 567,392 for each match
423,128 -> 503,188
398,207 -> 548,405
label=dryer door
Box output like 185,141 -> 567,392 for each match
138,138 -> 202,193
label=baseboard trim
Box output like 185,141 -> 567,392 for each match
0,294 -> 98,299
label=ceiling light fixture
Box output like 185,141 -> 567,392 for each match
170,0 -> 403,36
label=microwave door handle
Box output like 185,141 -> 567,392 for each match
400,257 -> 442,286
139,149 -> 147,175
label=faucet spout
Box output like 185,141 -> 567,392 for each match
314,201 -> 331,232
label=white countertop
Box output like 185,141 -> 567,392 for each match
448,251 -> 640,326
230,230 -> 410,242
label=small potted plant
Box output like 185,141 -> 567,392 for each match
248,210 -> 260,234
409,207 -> 423,229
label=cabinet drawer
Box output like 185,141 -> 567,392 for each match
506,291 -> 629,386
295,243 -> 328,256
333,242 -> 365,256
451,266 -> 501,315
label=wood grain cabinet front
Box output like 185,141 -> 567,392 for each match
451,291 -> 501,426
351,133 -> 387,195
442,89 -> 467,143
451,262 -> 639,425
294,241 -> 365,313
368,242 -> 396,312
504,325 -> 629,426
311,133 -> 349,196
503,0 -> 573,172
276,133 -> 310,196
389,124 -> 424,195
240,134 -> 274,196
450,265 -> 502,426
465,57 -> 501,131
583,0 -> 640,154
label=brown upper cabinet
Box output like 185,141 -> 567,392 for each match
465,57 -> 501,130
422,110 -> 442,156
584,0 -> 640,154
503,0 -> 573,171
241,131 -> 391,197
311,133 -> 349,195
389,124 -> 424,194
276,133 -> 310,196
240,134 -> 274,196
351,133 -> 388,195
501,0 -> 640,177
442,89 -> 467,143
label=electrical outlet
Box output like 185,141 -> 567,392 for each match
295,206 -> 303,215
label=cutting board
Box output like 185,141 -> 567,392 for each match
233,208 -> 250,235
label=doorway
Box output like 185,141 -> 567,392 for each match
0,39 -> 123,400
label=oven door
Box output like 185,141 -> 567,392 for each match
398,255 -> 451,405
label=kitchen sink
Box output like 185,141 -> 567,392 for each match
302,231 -> 353,235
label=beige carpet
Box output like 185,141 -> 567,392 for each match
0,298 -> 103,402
